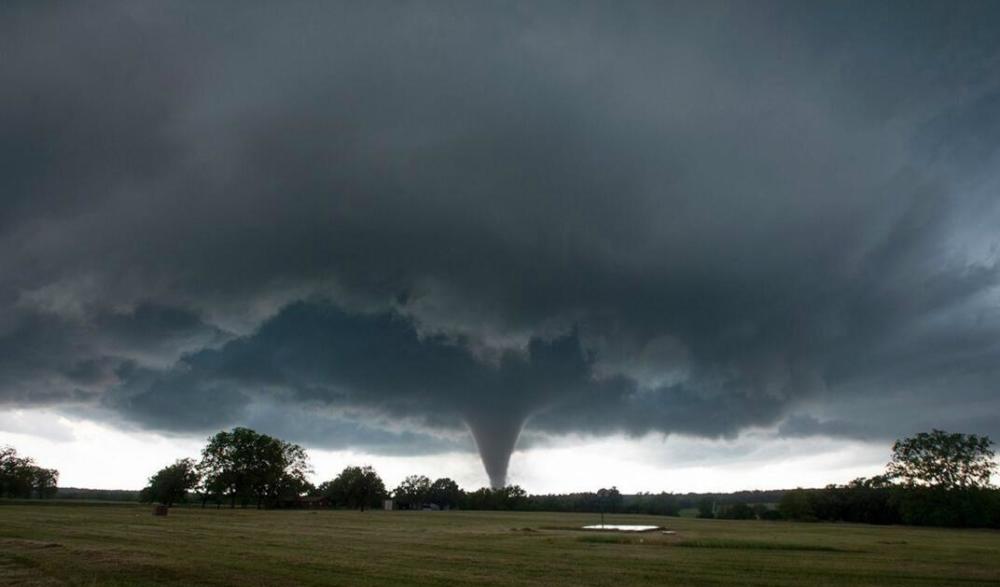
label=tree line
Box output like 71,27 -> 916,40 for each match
0,446 -> 58,499
137,427 -> 997,529
139,427 -> 311,508
6,426 -> 996,528
775,430 -> 1000,528
138,428 -> 639,513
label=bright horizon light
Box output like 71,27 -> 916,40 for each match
1,408 -> 886,494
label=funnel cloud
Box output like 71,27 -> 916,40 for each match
465,413 -> 524,488
2,2 -> 1000,487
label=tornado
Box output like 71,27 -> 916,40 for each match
464,410 -> 526,488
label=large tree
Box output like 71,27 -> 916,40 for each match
198,427 -> 312,508
428,477 -> 463,510
31,466 -> 59,499
0,446 -> 59,499
393,475 -> 431,510
886,430 -> 996,490
140,458 -> 200,507
596,486 -> 623,513
322,465 -> 386,511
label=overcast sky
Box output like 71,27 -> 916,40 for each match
2,1 -> 999,492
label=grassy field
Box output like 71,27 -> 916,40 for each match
1,503 -> 999,586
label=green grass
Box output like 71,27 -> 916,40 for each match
1,503 -> 998,586
678,507 -> 699,518
673,538 -> 853,552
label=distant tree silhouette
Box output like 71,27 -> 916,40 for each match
623,492 -> 679,516
140,458 -> 200,507
717,502 -> 755,520
31,467 -> 59,499
768,432 -> 1000,528
462,485 -> 527,510
779,489 -> 815,521
0,446 -> 58,499
887,430 -> 996,489
752,504 -> 776,520
321,465 -> 386,511
393,475 -> 431,509
428,477 -> 464,509
597,487 -> 623,513
197,428 -> 312,508
696,497 -> 715,519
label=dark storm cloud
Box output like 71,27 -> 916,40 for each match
107,301 -> 630,485
2,2 -> 1000,483
0,302 -> 226,403
777,415 -> 878,441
